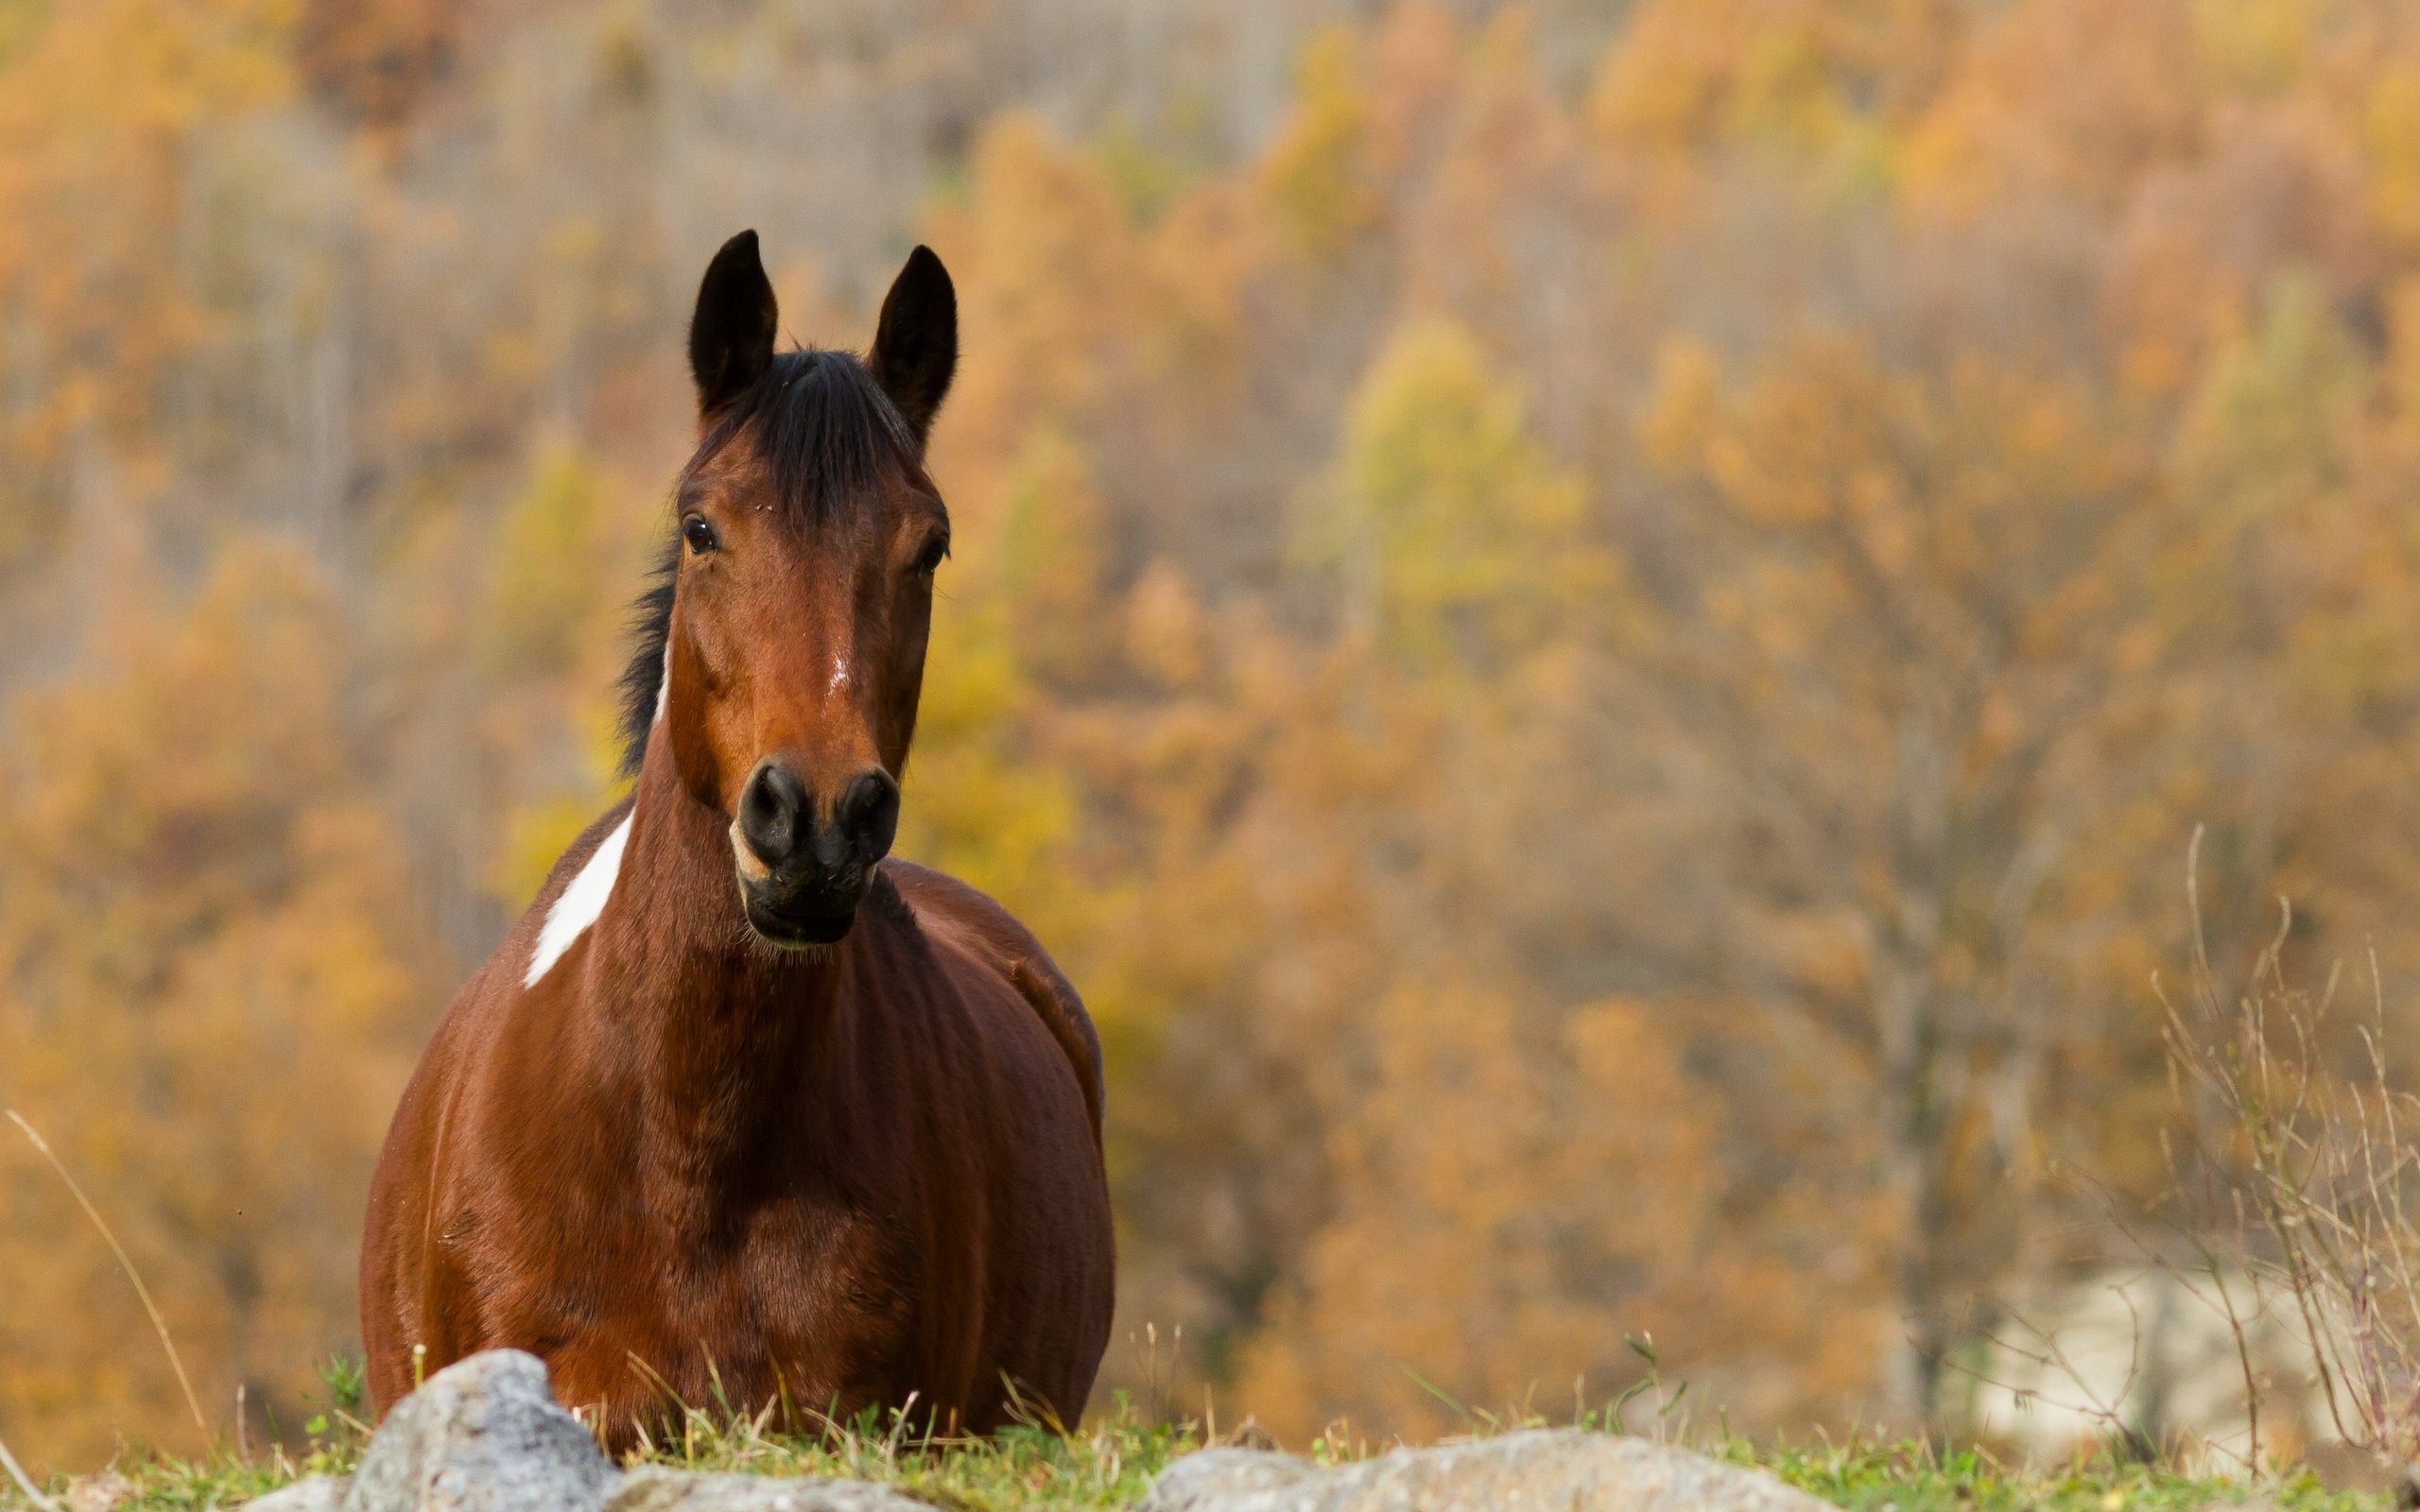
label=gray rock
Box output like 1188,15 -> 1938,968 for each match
1147,1451 -> 1318,1508
604,1468 -> 929,1512
63,1469 -> 136,1512
247,1477 -> 352,1512
1142,1431 -> 1836,1512
242,1351 -> 933,1512
339,1352 -> 615,1512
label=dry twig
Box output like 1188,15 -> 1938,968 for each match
5,1109 -> 209,1439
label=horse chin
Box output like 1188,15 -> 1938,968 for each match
741,886 -> 861,950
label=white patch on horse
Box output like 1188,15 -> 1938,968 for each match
828,661 -> 850,696
524,813 -> 632,988
653,644 -> 671,725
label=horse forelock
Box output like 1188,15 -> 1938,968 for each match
615,348 -> 920,776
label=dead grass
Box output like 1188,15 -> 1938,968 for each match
2156,830 -> 2420,1466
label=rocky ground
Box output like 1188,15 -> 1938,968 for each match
0,1353 -> 2390,1512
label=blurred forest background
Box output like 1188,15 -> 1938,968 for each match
9,0 -> 2420,1473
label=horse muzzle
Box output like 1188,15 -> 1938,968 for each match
741,873 -> 867,946
731,760 -> 899,948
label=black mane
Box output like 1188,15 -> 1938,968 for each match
615,348 -> 918,775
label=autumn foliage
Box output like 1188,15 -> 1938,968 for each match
10,0 -> 2420,1470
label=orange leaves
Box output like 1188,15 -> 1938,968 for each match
25,0 -> 2420,1461
1900,0 -> 2200,221
931,117 -> 1140,474
0,541 -> 436,1468
0,0 -> 294,442
2365,64 -> 2420,251
295,0 -> 463,128
1232,980 -> 1865,1443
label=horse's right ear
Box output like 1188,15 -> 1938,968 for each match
867,246 -> 957,446
688,230 -> 779,418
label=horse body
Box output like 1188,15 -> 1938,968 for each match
360,234 -> 1113,1440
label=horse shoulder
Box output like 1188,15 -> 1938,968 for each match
877,858 -> 1103,1146
403,797 -> 637,1123
363,799 -> 636,1401
360,937 -> 504,1403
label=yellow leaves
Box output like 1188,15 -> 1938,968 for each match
1731,23 -> 1856,150
998,428 -> 1111,687
0,0 -> 42,68
1301,318 -> 1597,673
2189,0 -> 2310,97
890,561 -> 1080,923
1261,27 -> 1380,261
475,447 -> 647,907
489,700 -> 629,910
1589,0 -> 1946,170
1638,336 -> 1723,474
481,448 -> 621,677
2175,274 -> 2363,517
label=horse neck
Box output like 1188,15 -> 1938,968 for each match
591,744 -> 844,1182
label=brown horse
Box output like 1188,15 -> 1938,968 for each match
359,233 -> 1114,1443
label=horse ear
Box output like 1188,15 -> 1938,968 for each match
867,246 -> 957,444
689,230 -> 779,418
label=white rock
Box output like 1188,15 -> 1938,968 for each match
64,1469 -> 137,1512
1141,1431 -> 1837,1512
246,1477 -> 351,1512
605,1468 -> 930,1512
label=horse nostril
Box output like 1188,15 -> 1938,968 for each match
737,761 -> 807,867
835,769 -> 900,866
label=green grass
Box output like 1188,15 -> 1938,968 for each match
1734,1440 -> 2378,1512
0,1404 -> 2393,1512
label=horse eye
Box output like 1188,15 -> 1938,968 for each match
683,516 -> 718,555
912,534 -> 948,576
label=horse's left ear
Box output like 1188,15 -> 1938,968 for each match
690,230 -> 779,419
868,246 -> 957,445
